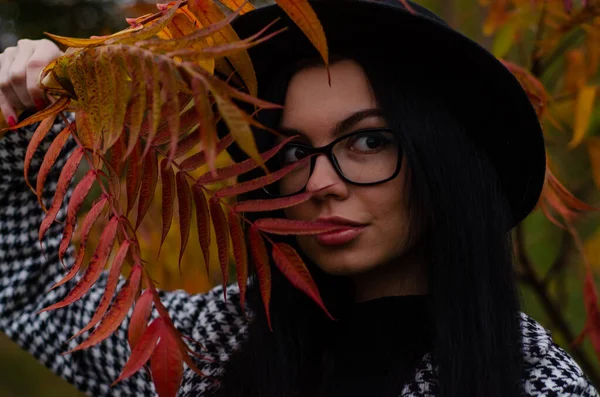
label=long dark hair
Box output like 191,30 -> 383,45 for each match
212,48 -> 524,397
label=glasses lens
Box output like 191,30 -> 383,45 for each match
333,129 -> 399,183
263,129 -> 399,197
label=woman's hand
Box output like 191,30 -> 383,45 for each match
0,39 -> 63,127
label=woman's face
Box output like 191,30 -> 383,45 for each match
281,60 -> 414,278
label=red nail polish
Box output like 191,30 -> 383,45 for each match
7,116 -> 17,128
34,99 -> 47,111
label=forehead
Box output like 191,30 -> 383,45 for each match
280,60 -> 380,143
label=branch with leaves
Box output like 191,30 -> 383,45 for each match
0,0 -> 599,395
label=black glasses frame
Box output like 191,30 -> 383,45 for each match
263,128 -> 402,197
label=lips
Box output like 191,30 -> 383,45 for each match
314,216 -> 367,246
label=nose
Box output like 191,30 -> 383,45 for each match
305,154 -> 349,200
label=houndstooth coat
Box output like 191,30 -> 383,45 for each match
0,118 -> 597,397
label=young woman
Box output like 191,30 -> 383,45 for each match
0,1 -> 597,396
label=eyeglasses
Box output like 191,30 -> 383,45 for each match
263,128 -> 402,197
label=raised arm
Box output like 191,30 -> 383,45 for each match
0,40 -> 247,397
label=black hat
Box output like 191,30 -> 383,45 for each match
229,0 -> 546,228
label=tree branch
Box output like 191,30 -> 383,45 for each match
515,225 -> 600,386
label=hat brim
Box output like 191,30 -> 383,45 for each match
230,0 -> 546,228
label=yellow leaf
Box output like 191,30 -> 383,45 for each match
219,0 -> 255,14
569,85 -> 597,148
492,19 -> 518,58
564,49 -> 586,93
275,0 -> 328,67
587,137 -> 600,190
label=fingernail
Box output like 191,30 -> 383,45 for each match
7,116 -> 17,128
34,98 -> 47,111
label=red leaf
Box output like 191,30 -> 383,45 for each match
113,317 -> 163,385
193,186 -> 211,276
228,208 -> 247,310
196,136 -> 297,185
108,133 -> 127,177
209,197 -> 229,300
176,172 -> 192,269
58,169 -> 97,266
23,115 -> 59,193
158,159 -> 176,258
40,216 -> 119,312
49,196 -> 108,291
38,147 -> 85,243
253,218 -> 345,235
171,127 -> 200,159
135,148 -> 159,230
272,243 -> 333,319
214,156 -> 312,198
70,241 -> 131,340
67,264 -> 142,352
126,142 -> 142,215
233,190 -> 313,213
580,269 -> 600,359
178,133 -> 234,172
249,225 -> 272,330
150,327 -> 184,397
128,289 -> 154,351
36,123 -> 76,211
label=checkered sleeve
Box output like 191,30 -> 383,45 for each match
0,117 -> 247,396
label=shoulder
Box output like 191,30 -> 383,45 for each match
519,312 -> 598,396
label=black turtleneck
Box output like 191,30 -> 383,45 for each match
314,294 -> 435,397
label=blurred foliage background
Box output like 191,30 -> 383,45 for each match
0,0 -> 599,396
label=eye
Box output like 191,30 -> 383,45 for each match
279,145 -> 309,165
347,131 -> 391,153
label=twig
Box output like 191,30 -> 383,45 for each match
515,225 -> 600,387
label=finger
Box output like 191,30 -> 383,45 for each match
9,41 -> 35,109
0,47 -> 19,124
27,40 -> 61,110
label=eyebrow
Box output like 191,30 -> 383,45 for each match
279,108 -> 385,139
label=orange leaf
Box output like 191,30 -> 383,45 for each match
126,141 -> 143,215
190,75 -> 218,173
214,156 -> 312,197
41,216 -> 119,313
70,241 -> 131,340
113,317 -> 163,385
135,148 -> 159,230
176,172 -> 193,270
67,264 -> 142,353
249,225 -> 271,330
253,218 -> 346,235
188,0 -> 257,95
23,115 -> 59,193
150,327 -> 184,397
58,169 -> 97,266
38,146 -> 85,242
159,160 -> 176,258
196,135 -> 297,185
158,60 -> 180,165
2,96 -> 69,132
233,190 -> 314,213
274,0 -> 328,69
219,0 -> 255,14
193,186 -> 211,275
49,196 -> 108,291
36,124 -> 77,211
128,289 -> 154,351
272,242 -> 332,319
228,208 -> 248,310
210,197 -> 230,299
